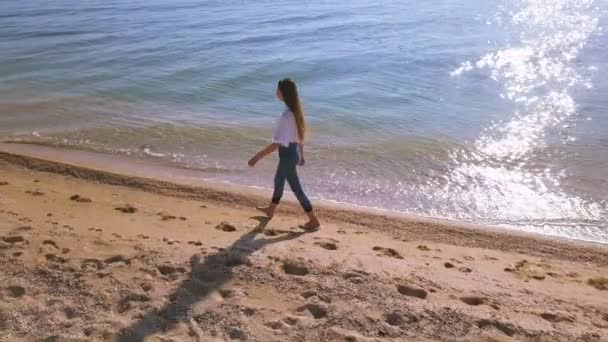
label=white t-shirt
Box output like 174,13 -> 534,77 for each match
272,108 -> 299,147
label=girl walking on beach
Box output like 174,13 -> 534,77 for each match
248,78 -> 321,231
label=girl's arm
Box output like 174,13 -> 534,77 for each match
298,143 -> 305,166
248,143 -> 280,167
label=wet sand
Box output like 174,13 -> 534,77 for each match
1,149 -> 607,341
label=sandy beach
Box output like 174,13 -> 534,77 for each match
1,147 -> 608,342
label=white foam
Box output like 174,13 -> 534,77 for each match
143,148 -> 165,158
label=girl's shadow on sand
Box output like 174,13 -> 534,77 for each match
116,216 -> 307,342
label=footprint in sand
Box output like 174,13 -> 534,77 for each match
158,212 -> 177,221
115,205 -> 137,214
219,288 -> 244,299
265,320 -> 286,330
162,237 -> 177,245
216,222 -> 237,232
140,283 -> 153,292
225,253 -> 250,267
301,291 -> 317,299
476,319 -> 517,337
45,254 -> 68,264
587,277 -> 608,291
343,270 -> 368,284
384,310 -> 419,326
43,240 -> 58,248
458,267 -> 472,273
2,235 -> 26,244
315,241 -> 338,251
70,194 -> 92,203
373,246 -> 403,259
342,273 -> 365,284
117,293 -> 151,313
283,316 -> 299,326
460,296 -> 487,306
25,190 -> 44,196
81,259 -> 104,271
63,306 -> 78,320
385,311 -> 404,326
540,312 -> 575,323
299,290 -> 331,303
296,303 -> 328,319
504,259 -> 550,281
241,307 -> 256,317
40,240 -> 60,254
104,255 -> 130,266
282,259 -> 309,276
0,181 -> 8,186
228,328 -> 247,340
157,263 -> 186,276
7,285 -> 26,298
417,245 -> 431,252
397,284 -> 428,299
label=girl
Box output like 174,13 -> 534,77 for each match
248,78 -> 320,231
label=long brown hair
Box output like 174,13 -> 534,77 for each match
278,78 -> 306,142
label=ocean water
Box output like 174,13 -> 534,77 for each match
1,0 -> 607,243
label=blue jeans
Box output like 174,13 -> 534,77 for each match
272,143 -> 313,212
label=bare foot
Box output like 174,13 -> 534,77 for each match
256,206 -> 275,218
299,220 -> 320,232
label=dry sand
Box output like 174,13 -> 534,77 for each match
1,149 -> 608,342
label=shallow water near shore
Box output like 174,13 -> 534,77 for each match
1,0 -> 607,243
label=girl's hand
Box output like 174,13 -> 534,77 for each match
248,143 -> 279,167
248,156 -> 259,167
297,158 -> 305,166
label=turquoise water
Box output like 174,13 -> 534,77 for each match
1,0 -> 607,242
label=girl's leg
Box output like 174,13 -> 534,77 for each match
286,166 -> 320,230
257,161 -> 287,217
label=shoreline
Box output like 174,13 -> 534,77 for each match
1,142 -> 607,265
3,140 -> 606,247
1,142 -> 608,341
